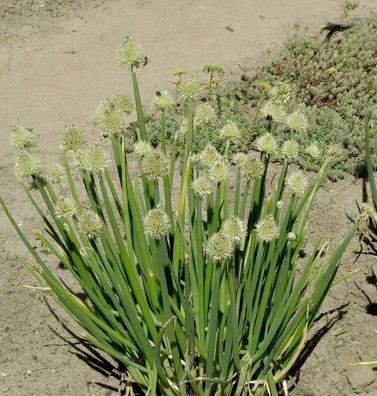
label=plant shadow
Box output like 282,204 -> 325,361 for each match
44,298 -> 143,395
288,303 -> 349,393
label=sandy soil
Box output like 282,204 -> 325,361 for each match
1,0 -> 377,395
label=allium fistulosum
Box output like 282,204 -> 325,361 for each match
0,38 -> 361,395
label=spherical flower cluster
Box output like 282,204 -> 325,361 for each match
239,156 -> 264,181
144,208 -> 171,239
75,144 -> 109,174
175,119 -> 188,141
78,211 -> 103,239
270,81 -> 291,103
192,176 -> 214,198
287,171 -> 308,197
222,216 -> 247,243
287,232 -> 296,241
154,91 -> 174,111
286,111 -> 308,133
16,151 -> 42,179
282,139 -> 299,160
55,197 -> 77,219
255,215 -> 279,242
208,160 -> 229,183
260,101 -> 287,123
199,144 -> 221,169
206,231 -> 234,262
134,140 -> 153,157
220,121 -> 241,142
142,150 -> 168,181
195,103 -> 216,127
305,143 -> 321,159
61,126 -> 86,152
179,79 -> 200,102
46,163 -> 64,184
96,94 -> 131,136
326,144 -> 344,161
233,153 -> 248,167
255,133 -> 277,155
118,37 -> 144,69
10,124 -> 34,150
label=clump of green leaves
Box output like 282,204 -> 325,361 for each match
1,38 -> 361,395
238,15 -> 377,178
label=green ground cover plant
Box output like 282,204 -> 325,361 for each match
0,38 -> 362,395
140,15 -> 377,180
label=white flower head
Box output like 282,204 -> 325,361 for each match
287,171 -> 308,197
179,79 -> 200,102
78,211 -> 103,239
142,150 -> 168,181
255,133 -> 278,155
154,91 -> 174,111
305,143 -> 321,159
118,37 -> 144,69
134,140 -> 153,158
282,139 -> 299,160
222,216 -> 247,243
144,208 -> 171,239
286,111 -> 308,133
46,163 -> 64,184
55,197 -> 77,219
260,101 -> 287,123
195,103 -> 216,127
192,176 -> 214,198
16,151 -> 42,179
256,215 -> 279,242
208,160 -> 229,183
206,231 -> 234,262
220,121 -> 241,142
10,124 -> 34,150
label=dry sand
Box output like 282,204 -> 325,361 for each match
1,1 -> 377,395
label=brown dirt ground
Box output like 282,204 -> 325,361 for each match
1,1 -> 377,395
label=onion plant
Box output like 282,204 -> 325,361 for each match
0,38 -> 361,395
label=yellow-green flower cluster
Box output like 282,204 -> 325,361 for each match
78,211 -> 103,239
255,133 -> 277,155
46,163 -> 64,184
255,215 -> 279,242
286,111 -> 308,133
16,151 -> 42,179
195,103 -> 216,127
206,231 -> 234,262
220,120 -> 240,142
10,124 -> 34,150
197,144 -> 221,169
141,150 -> 168,181
208,160 -> 229,183
61,125 -> 86,152
144,207 -> 171,239
287,171 -> 308,197
55,197 -> 77,219
260,101 -> 287,123
305,143 -> 321,159
96,94 -> 131,136
282,139 -> 299,160
179,79 -> 200,102
75,144 -> 109,174
192,176 -> 214,198
118,37 -> 144,69
154,91 -> 174,111
238,155 -> 264,181
134,140 -> 153,158
222,216 -> 247,243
